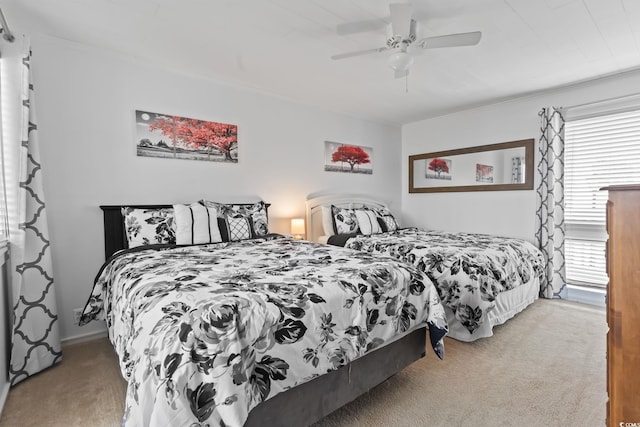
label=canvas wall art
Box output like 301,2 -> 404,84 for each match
476,163 -> 494,183
324,141 -> 373,174
425,158 -> 452,180
135,110 -> 238,163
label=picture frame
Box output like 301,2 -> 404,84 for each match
324,141 -> 373,174
476,163 -> 494,183
135,110 -> 238,163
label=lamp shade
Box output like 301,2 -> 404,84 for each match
291,218 -> 305,237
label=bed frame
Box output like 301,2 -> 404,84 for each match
99,204 -> 428,426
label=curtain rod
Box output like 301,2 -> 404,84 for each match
0,8 -> 14,42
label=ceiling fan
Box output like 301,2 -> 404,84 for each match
331,3 -> 482,79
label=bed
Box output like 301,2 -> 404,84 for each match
80,202 -> 448,427
306,194 -> 544,342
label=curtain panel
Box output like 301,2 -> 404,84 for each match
536,107 -> 567,299
2,36 -> 61,385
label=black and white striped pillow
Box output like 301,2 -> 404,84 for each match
173,203 -> 222,245
354,208 -> 382,235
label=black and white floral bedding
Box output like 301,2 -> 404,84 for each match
81,235 -> 447,427
335,228 -> 544,335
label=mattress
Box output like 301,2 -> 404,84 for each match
80,235 -> 447,426
328,228 -> 544,341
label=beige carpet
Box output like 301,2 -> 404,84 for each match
0,299 -> 606,427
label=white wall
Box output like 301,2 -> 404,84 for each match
30,34 -> 402,341
402,69 -> 640,242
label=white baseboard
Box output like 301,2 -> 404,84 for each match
61,329 -> 108,347
567,284 -> 606,307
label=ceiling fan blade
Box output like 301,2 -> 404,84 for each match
337,18 -> 388,35
389,3 -> 412,37
394,68 -> 410,79
417,31 -> 482,49
331,46 -> 389,60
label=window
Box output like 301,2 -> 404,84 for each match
0,42 -> 25,245
0,133 -> 7,241
564,108 -> 640,288
0,63 -> 8,242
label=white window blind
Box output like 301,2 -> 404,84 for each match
0,134 -> 8,241
564,238 -> 607,287
565,108 -> 640,288
1,41 -> 25,245
0,61 -> 9,242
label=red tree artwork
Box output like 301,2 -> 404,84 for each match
178,119 -> 238,161
428,158 -> 450,177
331,145 -> 371,172
147,115 -> 238,161
148,115 -> 184,157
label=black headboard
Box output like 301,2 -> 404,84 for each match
100,203 -> 271,260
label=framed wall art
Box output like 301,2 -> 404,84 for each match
476,163 -> 494,183
426,158 -> 452,180
135,110 -> 238,163
324,141 -> 373,174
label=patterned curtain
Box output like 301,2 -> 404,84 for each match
536,107 -> 567,299
6,36 -> 61,385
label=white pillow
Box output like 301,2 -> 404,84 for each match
354,209 -> 382,235
173,203 -> 222,245
321,205 -> 335,236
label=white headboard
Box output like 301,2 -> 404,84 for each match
305,194 -> 392,243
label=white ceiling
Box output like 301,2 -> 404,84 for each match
4,0 -> 640,125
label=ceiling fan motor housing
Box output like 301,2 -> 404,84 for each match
386,19 -> 417,48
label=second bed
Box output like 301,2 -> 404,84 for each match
307,194 -> 545,342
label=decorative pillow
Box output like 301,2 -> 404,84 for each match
354,208 -> 382,235
201,200 -> 269,236
122,207 -> 176,248
378,214 -> 399,232
367,205 -> 393,218
173,203 -> 222,245
331,205 -> 360,235
219,216 -> 253,241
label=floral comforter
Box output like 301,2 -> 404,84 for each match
81,236 -> 447,427
340,229 -> 544,335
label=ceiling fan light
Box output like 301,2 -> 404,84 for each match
388,51 -> 413,71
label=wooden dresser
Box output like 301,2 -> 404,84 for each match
604,185 -> 640,426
